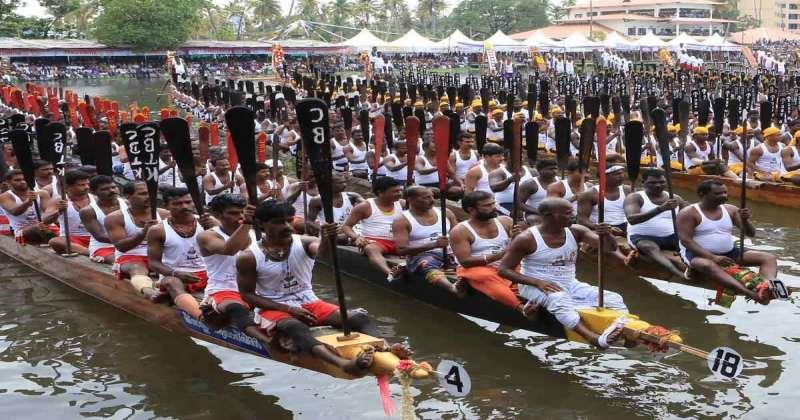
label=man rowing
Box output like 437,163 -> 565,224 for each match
450,190 -> 533,315
448,132 -> 478,182
33,160 -> 59,198
79,175 -> 124,264
464,143 -> 504,194
147,187 -> 215,319
577,164 -> 631,237
0,169 -> 56,244
44,170 -> 93,255
685,126 -> 738,179
237,200 -> 409,377
623,168 -> 688,279
499,198 -> 630,348
519,158 -> 559,225
748,126 -> 800,185
677,180 -> 777,304
342,176 -> 404,281
414,139 -> 463,199
393,186 -> 458,293
547,159 -> 590,214
723,127 -> 757,175
489,154 -> 533,217
105,181 -> 169,298
306,173 -> 363,238
343,127 -> 370,179
203,153 -> 246,204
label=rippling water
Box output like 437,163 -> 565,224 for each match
2,80 -> 799,418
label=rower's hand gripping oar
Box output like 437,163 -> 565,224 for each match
296,98 -> 356,339
160,117 -> 205,216
433,115 -> 451,265
46,122 -> 76,256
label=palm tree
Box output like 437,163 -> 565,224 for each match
416,0 -> 447,37
62,0 -> 99,37
381,0 -> 411,34
251,0 -> 281,30
297,0 -> 320,21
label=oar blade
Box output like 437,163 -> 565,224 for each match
474,115 -> 487,154
224,106 -> 258,205
34,118 -> 52,163
75,127 -> 95,165
623,120 -> 644,184
90,130 -> 114,176
296,98 -> 336,223
712,98 -> 726,135
651,107 -> 671,169
45,122 -> 67,174
10,128 -> 36,189
525,121 -> 538,164
433,116 -> 450,191
760,101 -> 773,130
160,117 -> 203,214
554,116 -> 572,171
198,124 -> 210,163
578,118 -> 596,172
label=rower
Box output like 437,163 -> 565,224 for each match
105,181 -> 169,297
147,187 -> 216,318
487,109 -> 504,143
723,127 -> 757,175
463,143 -> 504,194
676,179 -> 777,304
306,172 -> 363,240
236,200 -> 405,377
499,197 -> 630,349
577,164 -> 631,237
748,126 -> 800,185
255,163 -> 281,202
203,154 -> 246,204
343,127 -> 370,179
342,176 -> 404,281
197,194 -> 268,342
448,132 -> 479,182
0,169 -> 57,244
331,122 -> 350,173
414,139 -> 463,199
383,141 -> 409,184
519,159 -> 559,225
547,159 -> 590,214
624,168 -> 688,279
393,186 -> 459,293
33,160 -> 58,198
284,177 -> 320,234
157,147 -> 180,189
450,190 -> 532,315
781,136 -> 800,179
79,175 -> 124,264
44,170 -> 93,256
685,126 -> 737,179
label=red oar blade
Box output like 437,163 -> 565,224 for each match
432,116 -> 450,190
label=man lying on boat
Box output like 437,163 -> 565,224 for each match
450,191 -> 535,316
237,200 -> 410,377
623,168 -> 688,280
0,169 -> 58,244
393,186 -> 459,293
499,198 -> 632,349
342,176 -> 405,281
677,180 -> 777,304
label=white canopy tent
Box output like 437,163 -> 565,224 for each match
667,32 -> 703,51
602,32 -> 635,51
484,30 -> 528,52
558,32 -> 602,52
435,29 -> 475,52
385,29 -> 440,52
521,30 -> 560,51
339,29 -> 388,51
633,32 -> 668,51
699,33 -> 740,52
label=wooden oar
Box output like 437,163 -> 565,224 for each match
33,117 -> 51,162
296,98 -> 355,339
405,116 -> 420,187
91,131 -> 113,177
678,100 -> 690,170
595,117 -> 607,307
554,116 -> 571,178
47,122 -> 76,257
123,122 -> 161,220
712,98 -> 726,161
525,116 -> 538,166
74,127 -> 94,166
224,106 -> 259,206
371,115 -> 385,184
623,120 -> 644,187
577,118 -> 596,174
652,108 -> 678,235
160,117 -> 204,215
511,116 -> 523,223
474,114 -> 487,155
9,128 -> 41,220
432,115 -> 450,262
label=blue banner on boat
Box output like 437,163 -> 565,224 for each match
178,309 -> 270,358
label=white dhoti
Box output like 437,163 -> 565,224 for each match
519,280 -> 627,329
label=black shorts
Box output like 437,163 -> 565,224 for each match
683,247 -> 742,263
630,234 -> 679,251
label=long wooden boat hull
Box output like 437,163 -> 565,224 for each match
0,236 -> 362,379
671,172 -> 800,209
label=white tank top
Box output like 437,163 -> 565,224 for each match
203,226 -> 256,297
788,145 -> 800,168
5,191 -> 40,236
402,208 -> 450,248
291,191 -> 319,219
727,138 -> 756,165
680,204 -> 734,258
627,191 -> 674,238
520,226 -> 578,289
160,219 -> 206,277
116,207 -> 161,258
475,161 -> 493,194
35,175 -> 59,199
88,198 -> 126,254
457,219 -> 509,268
414,155 -> 439,185
359,198 -> 402,239
205,171 -> 241,204
686,139 -> 714,166
348,142 -> 369,171
590,185 -> 627,226
385,153 -> 408,182
524,177 -> 548,213
332,139 -> 348,170
454,149 -> 478,179
330,191 -> 354,224
755,143 -> 785,174
251,235 -> 317,308
59,195 -> 93,237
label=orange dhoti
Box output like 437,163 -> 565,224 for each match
456,265 -> 521,310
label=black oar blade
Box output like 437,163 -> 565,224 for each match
224,106 -> 258,205
578,118 -> 596,172
525,121 -> 538,164
45,122 -> 68,174
296,98 -> 334,223
554,116 -> 572,171
10,129 -> 36,189
502,120 -> 513,152
160,117 -> 203,214
91,131 -> 113,176
358,109 -> 370,145
474,115 -> 487,154
132,123 -> 161,214
34,118 -> 52,163
75,127 -> 95,165
760,101 -> 773,130
727,99 -> 740,131
712,98 -> 726,135
623,120 -> 644,184
698,99 -> 710,127
678,100 -> 691,139
652,107 -> 671,170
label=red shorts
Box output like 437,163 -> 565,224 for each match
256,299 -> 339,331
364,237 -> 397,255
114,254 -> 150,280
160,270 -> 208,294
91,246 -> 115,259
66,235 -> 90,248
0,215 -> 11,236
48,225 -> 60,235
207,290 -> 249,310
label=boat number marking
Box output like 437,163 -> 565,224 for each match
436,360 -> 471,397
707,347 -> 743,379
770,280 -> 789,300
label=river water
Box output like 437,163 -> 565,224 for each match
2,79 -> 799,419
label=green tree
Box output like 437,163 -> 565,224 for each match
92,0 -> 201,51
508,0 -> 550,33
549,0 -> 574,22
251,0 -> 281,30
297,0 -> 319,20
416,0 -> 447,38
445,0 -> 549,36
62,0 -> 99,37
380,0 -> 412,34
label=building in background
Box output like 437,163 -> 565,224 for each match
775,1 -> 800,32
560,0 -> 735,38
737,0 -> 779,29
